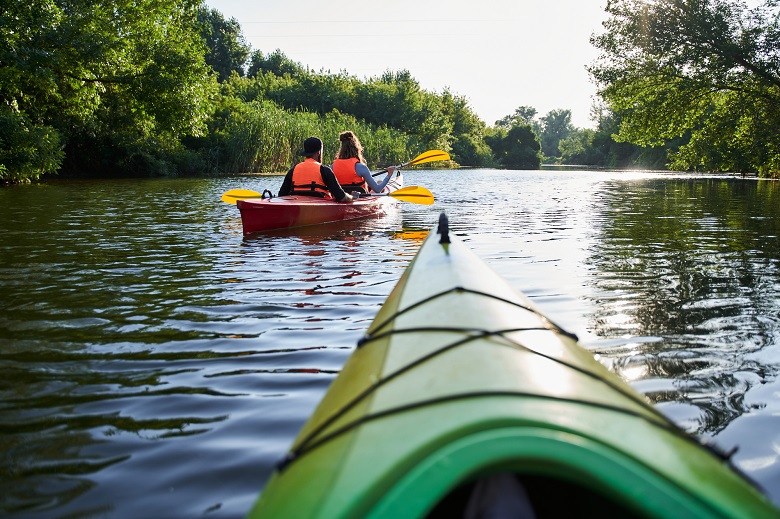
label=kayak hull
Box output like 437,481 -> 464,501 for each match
248,214 -> 779,518
236,175 -> 403,234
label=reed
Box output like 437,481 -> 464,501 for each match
219,100 -> 415,174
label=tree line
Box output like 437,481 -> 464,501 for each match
2,0 -> 778,183
590,0 -> 780,177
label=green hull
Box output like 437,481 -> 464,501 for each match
248,215 -> 779,518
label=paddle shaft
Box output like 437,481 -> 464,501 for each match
222,187 -> 433,205
358,185 -> 434,205
371,150 -> 450,177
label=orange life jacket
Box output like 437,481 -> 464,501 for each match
291,158 -> 331,198
332,158 -> 367,192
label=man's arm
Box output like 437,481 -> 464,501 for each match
320,166 -> 352,202
278,167 -> 294,196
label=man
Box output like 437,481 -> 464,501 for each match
278,137 -> 354,202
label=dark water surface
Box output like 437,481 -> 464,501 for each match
1,170 -> 779,517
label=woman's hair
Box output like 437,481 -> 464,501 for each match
336,131 -> 366,163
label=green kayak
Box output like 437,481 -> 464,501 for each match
248,214 -> 779,518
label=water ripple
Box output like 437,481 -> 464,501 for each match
2,172 -> 780,515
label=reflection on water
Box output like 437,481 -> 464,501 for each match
0,179 -> 421,517
586,178 -> 780,433
1,172 -> 779,516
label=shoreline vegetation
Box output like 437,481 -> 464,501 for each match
2,1 -> 778,184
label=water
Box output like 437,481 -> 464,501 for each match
1,170 -> 779,517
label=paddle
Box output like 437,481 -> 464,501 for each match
371,150 -> 451,177
221,189 -> 270,205
358,185 -> 434,205
220,186 -> 434,205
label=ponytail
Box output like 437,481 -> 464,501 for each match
336,131 -> 366,164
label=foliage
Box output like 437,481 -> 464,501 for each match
559,129 -> 601,165
484,124 -> 542,170
198,83 -> 414,174
198,7 -> 250,82
248,49 -> 306,77
238,59 -> 497,165
577,106 -> 673,169
1,0 -> 217,180
440,90 -> 494,167
590,0 -> 780,176
248,65 -> 456,153
539,109 -> 575,160
0,107 -> 64,182
495,106 -> 539,130
14,1 -> 775,180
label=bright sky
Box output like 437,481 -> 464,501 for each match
205,0 -> 609,129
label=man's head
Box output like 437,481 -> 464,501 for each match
300,137 -> 323,158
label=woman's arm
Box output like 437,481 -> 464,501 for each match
358,163 -> 396,193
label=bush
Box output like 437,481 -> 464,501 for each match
0,108 -> 64,183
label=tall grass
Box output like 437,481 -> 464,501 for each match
219,100 -> 416,174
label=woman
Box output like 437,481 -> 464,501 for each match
331,131 -> 397,194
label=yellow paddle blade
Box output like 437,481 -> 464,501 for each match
407,150 -> 450,167
388,185 -> 435,205
221,189 -> 263,205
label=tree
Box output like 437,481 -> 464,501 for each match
0,1 -> 65,180
589,0 -> 780,176
559,129 -> 601,165
441,90 -> 494,166
540,109 -> 574,159
485,124 -> 541,170
495,106 -> 538,129
248,49 -> 305,77
0,0 -> 217,178
0,108 -> 64,182
198,7 -> 250,82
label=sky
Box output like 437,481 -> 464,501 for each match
205,0 -> 610,129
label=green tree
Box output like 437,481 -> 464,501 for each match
540,109 -> 574,159
0,108 -> 64,182
0,0 -> 216,179
248,49 -> 306,77
589,0 -> 780,176
566,106 -> 673,169
495,106 -> 539,130
559,129 -> 601,165
251,62 -> 458,154
441,90 -> 494,166
485,124 -> 541,170
198,7 -> 250,82
590,109 -> 645,168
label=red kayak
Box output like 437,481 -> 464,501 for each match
236,175 -> 404,234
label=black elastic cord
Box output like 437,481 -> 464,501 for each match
278,328 -> 676,470
291,329 -> 497,458
279,288 -> 639,472
363,325 -> 667,419
277,389 -> 727,472
357,325 -> 553,348
365,286 -> 577,341
279,325 -> 675,472
274,283 -> 732,477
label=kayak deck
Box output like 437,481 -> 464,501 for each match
248,213 -> 778,518
236,175 -> 403,234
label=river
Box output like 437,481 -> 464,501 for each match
1,169 -> 779,517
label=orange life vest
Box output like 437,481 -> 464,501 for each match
291,158 -> 331,198
332,158 -> 367,192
